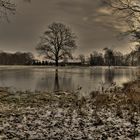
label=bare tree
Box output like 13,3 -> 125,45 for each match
36,22 -> 77,66
79,54 -> 85,64
103,48 -> 115,67
0,0 -> 31,21
103,0 -> 140,20
0,0 -> 16,21
126,44 -> 140,65
103,0 -> 140,36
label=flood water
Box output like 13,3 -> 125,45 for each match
0,66 -> 139,93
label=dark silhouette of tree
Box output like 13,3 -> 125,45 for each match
36,22 -> 77,66
126,45 -> 140,66
114,51 -> 124,66
89,52 -> 104,66
79,54 -> 85,65
126,51 -> 136,66
89,54 -> 94,65
104,48 -> 115,67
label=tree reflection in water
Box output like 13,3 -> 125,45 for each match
54,69 -> 60,92
104,68 -> 115,86
0,67 -> 138,92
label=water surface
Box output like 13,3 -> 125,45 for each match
0,66 -> 138,94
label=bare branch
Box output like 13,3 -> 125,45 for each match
0,0 -> 16,21
36,22 -> 77,66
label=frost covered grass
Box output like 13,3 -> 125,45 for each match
0,82 -> 140,140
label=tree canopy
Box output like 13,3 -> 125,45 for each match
36,22 -> 77,66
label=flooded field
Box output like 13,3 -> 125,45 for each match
0,66 -> 139,93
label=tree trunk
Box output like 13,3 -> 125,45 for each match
55,57 -> 59,66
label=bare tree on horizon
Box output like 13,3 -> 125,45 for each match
36,22 -> 77,66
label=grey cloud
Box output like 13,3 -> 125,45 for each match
0,0 -> 130,57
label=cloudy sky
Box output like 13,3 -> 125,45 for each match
0,0 -> 132,58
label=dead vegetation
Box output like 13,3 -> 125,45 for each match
0,81 -> 140,139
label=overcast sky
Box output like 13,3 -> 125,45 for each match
0,0 -> 132,58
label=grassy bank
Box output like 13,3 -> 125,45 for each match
0,81 -> 140,140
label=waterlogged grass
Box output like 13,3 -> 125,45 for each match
0,82 -> 140,112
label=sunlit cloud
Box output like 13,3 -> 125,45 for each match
97,7 -> 112,15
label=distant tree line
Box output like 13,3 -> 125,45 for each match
0,51 -> 34,65
88,46 -> 140,66
0,45 -> 139,66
